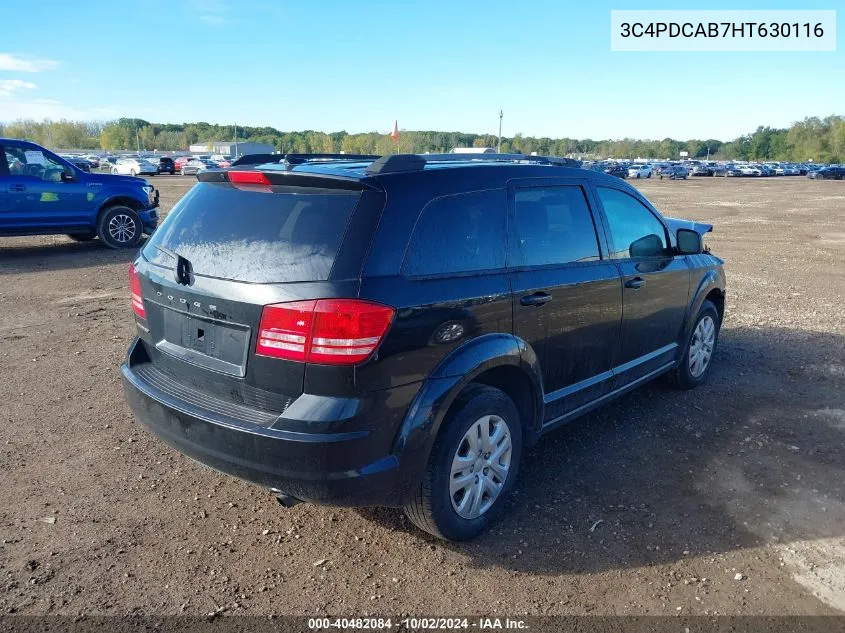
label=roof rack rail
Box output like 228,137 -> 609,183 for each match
365,153 -> 582,175
282,153 -> 381,169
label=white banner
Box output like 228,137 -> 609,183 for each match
611,10 -> 836,52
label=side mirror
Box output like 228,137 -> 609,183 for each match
61,169 -> 76,182
677,228 -> 703,254
629,233 -> 664,258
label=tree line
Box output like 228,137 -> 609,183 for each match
1,115 -> 844,163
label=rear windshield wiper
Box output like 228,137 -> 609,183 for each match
153,245 -> 194,285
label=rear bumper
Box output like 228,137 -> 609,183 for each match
120,339 -> 422,506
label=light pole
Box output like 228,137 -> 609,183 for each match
497,110 -> 503,154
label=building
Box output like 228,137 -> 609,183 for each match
188,141 -> 275,157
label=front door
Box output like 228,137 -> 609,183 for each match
508,179 -> 622,423
3,145 -> 90,232
593,184 -> 691,386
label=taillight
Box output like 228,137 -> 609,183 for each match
129,264 -> 146,318
256,300 -> 316,362
256,299 -> 394,365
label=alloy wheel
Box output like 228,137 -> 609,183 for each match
108,213 -> 137,244
449,414 -> 513,519
688,315 -> 716,377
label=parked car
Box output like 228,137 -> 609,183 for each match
121,152 -> 725,541
756,164 -> 775,177
173,156 -> 195,172
0,138 -> 159,248
627,164 -> 653,179
62,156 -> 92,172
814,166 -> 845,180
112,157 -> 158,176
724,164 -> 744,177
80,155 -> 101,168
737,165 -> 761,177
711,164 -> 728,177
149,156 -> 176,175
690,164 -> 713,177
599,163 -> 627,179
99,156 -> 118,170
659,165 -> 688,180
180,158 -> 217,175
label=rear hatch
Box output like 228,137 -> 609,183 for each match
129,170 -> 385,426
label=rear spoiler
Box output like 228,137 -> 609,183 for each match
196,167 -> 381,191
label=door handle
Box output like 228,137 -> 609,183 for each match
520,292 -> 552,306
8,184 -> 26,192
624,277 -> 646,289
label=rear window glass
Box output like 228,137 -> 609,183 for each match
143,182 -> 359,283
402,189 -> 506,276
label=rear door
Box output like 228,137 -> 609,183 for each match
508,178 -> 622,422
592,183 -> 691,385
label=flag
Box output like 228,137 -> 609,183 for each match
389,120 -> 399,144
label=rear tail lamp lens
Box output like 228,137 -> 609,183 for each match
129,264 -> 146,318
256,299 -> 394,365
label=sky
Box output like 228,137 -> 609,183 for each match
0,0 -> 842,142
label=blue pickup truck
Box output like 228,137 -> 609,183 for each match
1,139 -> 159,248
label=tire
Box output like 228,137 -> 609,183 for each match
96,205 -> 143,249
111,168 -> 118,175
647,173 -> 652,178
666,300 -> 721,390
403,384 -> 523,541
67,231 -> 96,242
180,168 -> 186,175
130,168 -> 137,176
659,175 -> 664,180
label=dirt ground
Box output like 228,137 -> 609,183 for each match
1,174 -> 844,618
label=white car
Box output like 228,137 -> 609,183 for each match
112,157 -> 158,176
627,164 -> 653,179
738,165 -> 761,176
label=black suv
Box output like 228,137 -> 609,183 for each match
153,156 -> 176,175
121,153 -> 726,541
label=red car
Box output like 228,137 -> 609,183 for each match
173,156 -> 195,172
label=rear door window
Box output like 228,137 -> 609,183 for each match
510,185 -> 601,267
143,182 -> 360,283
402,189 -> 506,277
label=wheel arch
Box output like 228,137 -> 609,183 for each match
98,196 -> 146,218
390,333 -> 544,503
682,268 -> 726,344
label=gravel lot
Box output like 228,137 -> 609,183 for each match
1,175 -> 843,617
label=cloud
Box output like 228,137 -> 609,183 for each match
0,79 -> 36,97
0,96 -> 122,121
190,0 -> 230,26
0,53 -> 59,73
